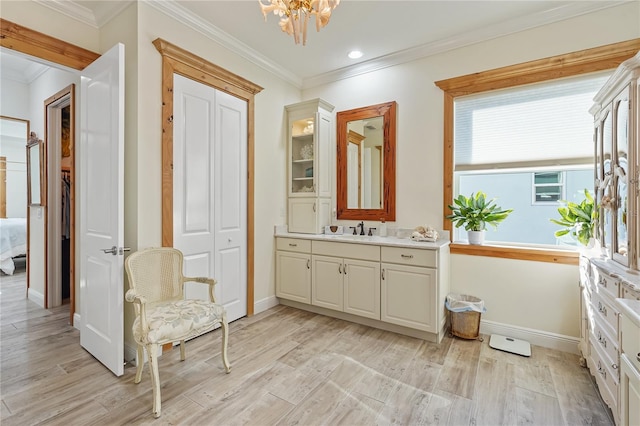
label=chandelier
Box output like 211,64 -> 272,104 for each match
259,0 -> 340,45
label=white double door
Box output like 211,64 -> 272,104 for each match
172,74 -> 247,323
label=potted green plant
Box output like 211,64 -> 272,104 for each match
550,189 -> 597,247
447,192 -> 513,245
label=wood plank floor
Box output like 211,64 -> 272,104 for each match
1,266 -> 614,425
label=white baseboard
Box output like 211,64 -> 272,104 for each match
73,313 -> 81,330
254,295 -> 279,314
27,288 -> 44,308
480,319 -> 580,355
124,342 -> 138,364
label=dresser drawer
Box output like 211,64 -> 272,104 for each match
381,247 -> 436,268
621,313 -> 640,373
623,286 -> 640,301
591,291 -> 619,337
591,316 -> 619,367
276,238 -> 311,253
589,341 -> 619,412
593,266 -> 621,300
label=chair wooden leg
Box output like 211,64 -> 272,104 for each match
179,340 -> 186,361
134,344 -> 144,384
146,344 -> 162,418
221,319 -> 231,373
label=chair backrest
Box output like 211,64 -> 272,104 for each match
125,247 -> 185,305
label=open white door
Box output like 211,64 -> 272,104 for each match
79,43 -> 125,376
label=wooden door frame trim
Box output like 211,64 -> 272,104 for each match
1,19 -> 97,316
44,85 -> 76,323
153,38 -> 263,317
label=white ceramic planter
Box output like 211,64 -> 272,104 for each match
468,230 -> 485,245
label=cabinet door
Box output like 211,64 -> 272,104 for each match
343,259 -> 380,320
288,198 -> 317,233
312,255 -> 343,311
620,354 -> 640,426
276,251 -> 311,303
381,263 -> 436,332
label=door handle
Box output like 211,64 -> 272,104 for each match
102,246 -> 130,256
102,246 -> 117,255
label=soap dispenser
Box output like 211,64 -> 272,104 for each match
379,218 -> 387,237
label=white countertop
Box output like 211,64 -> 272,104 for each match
616,298 -> 640,329
590,257 -> 640,292
274,226 -> 451,250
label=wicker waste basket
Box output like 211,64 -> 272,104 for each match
446,294 -> 485,340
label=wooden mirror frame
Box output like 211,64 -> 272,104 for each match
337,101 -> 396,221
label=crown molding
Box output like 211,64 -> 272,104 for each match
31,0 -> 630,90
302,1 -> 630,89
144,0 -> 302,88
34,0 -> 99,28
33,0 -> 133,28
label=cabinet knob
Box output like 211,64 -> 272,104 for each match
307,259 -> 310,269
338,264 -> 342,274
401,254 -> 414,259
289,243 -> 297,247
344,264 -> 347,275
637,353 -> 640,363
381,269 -> 385,280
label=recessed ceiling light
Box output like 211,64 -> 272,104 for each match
348,50 -> 363,59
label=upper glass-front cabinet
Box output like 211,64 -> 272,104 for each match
290,117 -> 316,194
286,99 -> 334,198
591,51 -> 640,272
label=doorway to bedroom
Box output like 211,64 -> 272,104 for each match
0,116 -> 28,278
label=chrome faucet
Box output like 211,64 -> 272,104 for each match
358,221 -> 365,235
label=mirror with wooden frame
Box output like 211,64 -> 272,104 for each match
336,101 -> 396,221
27,137 -> 45,206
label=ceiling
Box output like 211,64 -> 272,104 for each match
1,0 -> 630,88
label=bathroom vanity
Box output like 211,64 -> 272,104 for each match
275,228 -> 450,343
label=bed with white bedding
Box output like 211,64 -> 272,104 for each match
0,218 -> 27,275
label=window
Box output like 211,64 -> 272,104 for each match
451,73 -> 607,247
533,172 -> 564,204
435,40 -> 640,264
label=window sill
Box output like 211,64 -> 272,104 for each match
450,242 -> 579,265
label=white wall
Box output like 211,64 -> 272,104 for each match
1,79 -> 30,218
304,2 -> 640,341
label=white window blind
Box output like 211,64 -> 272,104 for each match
454,73 -> 610,171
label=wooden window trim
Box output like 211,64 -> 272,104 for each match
435,38 -> 640,265
153,38 -> 263,316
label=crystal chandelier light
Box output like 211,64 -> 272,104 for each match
259,0 -> 340,45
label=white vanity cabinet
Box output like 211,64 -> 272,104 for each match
274,233 -> 450,343
275,238 -> 311,304
312,241 -> 381,320
286,99 -> 334,234
381,247 -> 439,332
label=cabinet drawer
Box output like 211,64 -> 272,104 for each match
623,286 -> 640,301
591,316 -> 619,367
593,266 -> 621,300
591,291 -> 619,337
312,241 -> 380,261
277,238 -> 311,253
381,247 -> 436,268
621,313 -> 640,373
589,341 -> 619,412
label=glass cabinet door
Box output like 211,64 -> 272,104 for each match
601,111 -> 613,254
614,93 -> 629,263
290,115 -> 315,194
